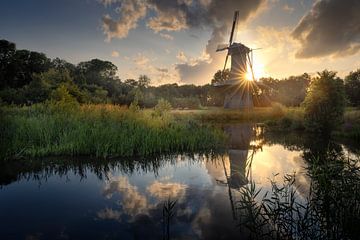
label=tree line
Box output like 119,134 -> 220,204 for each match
1,39 -> 360,108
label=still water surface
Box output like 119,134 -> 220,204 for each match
0,124 -> 358,239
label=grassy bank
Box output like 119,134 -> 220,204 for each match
172,105 -> 302,123
0,103 -> 225,159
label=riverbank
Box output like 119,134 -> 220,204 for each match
0,103 -> 225,160
2,103 -> 359,160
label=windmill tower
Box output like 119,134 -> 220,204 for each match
215,11 -> 257,109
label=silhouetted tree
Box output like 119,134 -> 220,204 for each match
344,69 -> 360,106
211,69 -> 230,85
303,70 -> 345,133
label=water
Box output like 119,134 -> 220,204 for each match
0,124 -> 359,240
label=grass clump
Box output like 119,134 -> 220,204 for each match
1,103 -> 226,159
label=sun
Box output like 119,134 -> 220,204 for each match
245,62 -> 266,81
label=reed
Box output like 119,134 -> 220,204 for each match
237,152 -> 360,240
1,103 -> 226,159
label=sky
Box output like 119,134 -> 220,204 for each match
1,0 -> 359,85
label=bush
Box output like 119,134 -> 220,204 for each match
271,102 -> 285,117
303,70 -> 345,133
154,98 -> 172,117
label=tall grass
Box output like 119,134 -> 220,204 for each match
1,103 -> 225,159
237,152 -> 360,240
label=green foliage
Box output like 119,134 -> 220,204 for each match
129,99 -> 140,112
211,69 -> 230,85
303,70 -> 345,133
1,39 -> 357,110
270,102 -> 285,117
0,104 -> 225,159
345,69 -> 360,106
171,97 -> 200,109
259,73 -> 311,107
154,98 -> 172,117
237,150 -> 360,240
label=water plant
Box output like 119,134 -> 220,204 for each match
237,151 -> 360,240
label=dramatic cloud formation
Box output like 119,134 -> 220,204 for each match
102,0 -> 266,84
102,0 -> 147,41
292,0 -> 360,58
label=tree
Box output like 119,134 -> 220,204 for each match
76,59 -> 118,85
0,40 -> 51,89
302,70 -> 345,133
211,69 -> 230,85
138,75 -> 151,89
0,39 -> 16,88
344,69 -> 360,106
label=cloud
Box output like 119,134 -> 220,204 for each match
111,50 -> 120,57
147,9 -> 188,32
282,4 -> 294,13
292,0 -> 360,58
159,33 -> 174,40
101,0 -> 266,84
176,51 -> 188,62
102,0 -> 147,41
131,53 -> 179,85
133,53 -> 150,65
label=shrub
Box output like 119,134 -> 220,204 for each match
302,70 -> 345,133
271,102 -> 285,117
154,98 -> 172,117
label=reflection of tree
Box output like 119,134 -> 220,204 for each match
236,131 -> 360,239
0,153 -> 215,187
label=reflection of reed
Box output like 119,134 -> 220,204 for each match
163,199 -> 176,240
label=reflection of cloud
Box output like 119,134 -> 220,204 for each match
103,176 -> 148,216
97,208 -> 121,221
147,181 -> 187,200
192,207 -> 211,238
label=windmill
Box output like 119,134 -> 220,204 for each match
215,11 -> 259,109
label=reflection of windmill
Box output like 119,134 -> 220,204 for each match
215,11 -> 260,109
216,124 -> 263,220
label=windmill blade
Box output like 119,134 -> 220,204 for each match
228,11 -> 239,45
216,43 -> 229,52
247,53 -> 256,81
223,53 -> 229,71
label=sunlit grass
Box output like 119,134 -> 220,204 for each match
0,103 -> 226,159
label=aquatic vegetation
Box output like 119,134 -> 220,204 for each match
237,152 -> 360,240
163,199 -> 177,240
1,103 -> 225,159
